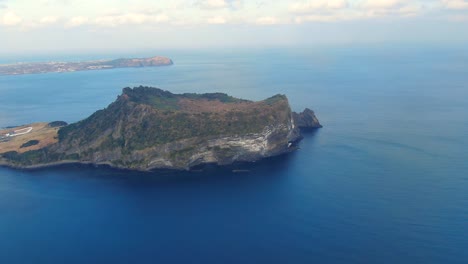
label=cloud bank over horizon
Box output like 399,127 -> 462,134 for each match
1,0 -> 468,53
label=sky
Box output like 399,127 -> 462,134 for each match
1,0 -> 468,54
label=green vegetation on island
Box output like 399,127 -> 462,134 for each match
0,86 -> 321,171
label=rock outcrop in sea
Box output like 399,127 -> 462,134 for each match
293,108 -> 322,129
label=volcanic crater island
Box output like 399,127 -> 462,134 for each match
0,56 -> 173,75
0,86 -> 321,171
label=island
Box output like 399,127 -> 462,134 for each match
0,56 -> 173,76
0,86 -> 321,171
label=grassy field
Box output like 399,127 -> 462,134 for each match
0,123 -> 59,154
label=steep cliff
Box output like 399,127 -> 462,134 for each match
0,86 -> 321,171
293,108 -> 322,129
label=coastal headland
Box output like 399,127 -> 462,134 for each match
0,56 -> 173,76
0,86 -> 321,171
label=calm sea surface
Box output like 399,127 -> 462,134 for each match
0,47 -> 467,263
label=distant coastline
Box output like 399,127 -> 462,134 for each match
0,56 -> 173,76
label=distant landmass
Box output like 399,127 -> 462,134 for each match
0,86 -> 321,171
0,56 -> 173,76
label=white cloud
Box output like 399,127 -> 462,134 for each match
63,12 -> 171,28
197,0 -> 242,10
16,16 -> 61,30
442,0 -> 468,10
361,1 -> 423,17
198,0 -> 228,9
66,16 -> 89,27
207,16 -> 227,24
94,13 -> 169,27
0,1 -> 453,30
2,12 -> 22,26
290,0 -> 349,13
361,0 -> 404,9
256,16 -> 279,25
294,15 -> 339,23
396,5 -> 422,16
294,12 -> 368,23
290,0 -> 426,23
39,16 -> 59,25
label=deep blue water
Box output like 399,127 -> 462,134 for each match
0,47 -> 467,263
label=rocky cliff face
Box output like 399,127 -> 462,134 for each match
0,86 -> 320,171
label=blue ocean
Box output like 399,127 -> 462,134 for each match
0,47 -> 467,263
